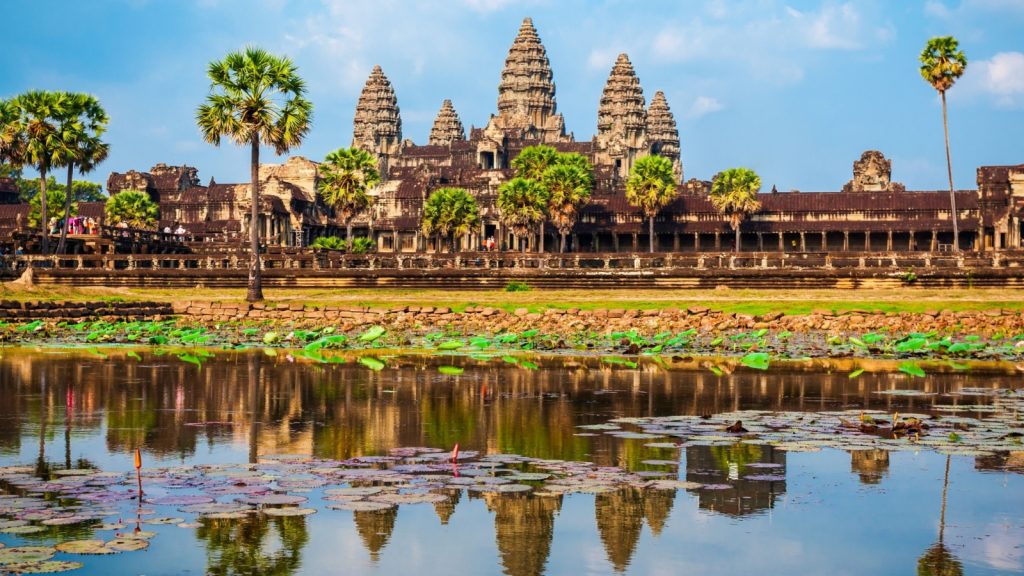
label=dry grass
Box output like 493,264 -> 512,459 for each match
2,282 -> 1021,315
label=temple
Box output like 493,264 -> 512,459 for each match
7,17 -> 1020,254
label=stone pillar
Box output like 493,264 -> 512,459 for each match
778,232 -> 784,252
931,230 -> 938,252
594,233 -> 600,252
693,232 -> 700,252
757,233 -> 764,251
672,232 -> 680,252
799,232 -> 806,252
820,232 -> 827,251
631,233 -> 638,252
714,232 -> 721,251
865,231 -> 871,252
843,231 -> 849,251
886,231 -> 893,252
612,233 -> 619,252
909,230 -> 915,251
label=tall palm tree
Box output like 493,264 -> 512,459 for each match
920,36 -> 967,252
318,147 -> 381,244
56,94 -> 109,254
498,177 -> 548,253
543,162 -> 592,253
421,187 -> 480,253
512,145 -> 559,253
197,47 -> 313,302
709,167 -> 762,253
625,155 -> 677,253
12,90 -> 73,254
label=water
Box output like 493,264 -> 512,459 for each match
0,348 -> 1021,575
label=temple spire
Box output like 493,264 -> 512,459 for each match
428,99 -> 466,146
489,16 -> 568,142
595,53 -> 647,178
352,64 -> 403,176
646,90 -> 682,182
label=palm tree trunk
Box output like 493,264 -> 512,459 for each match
942,91 -> 959,253
649,216 -> 655,253
346,223 -> 353,246
539,222 -> 545,254
247,137 -> 263,302
939,454 -> 950,542
39,167 -> 49,255
57,163 -> 75,255
735,225 -> 741,254
560,231 -> 566,253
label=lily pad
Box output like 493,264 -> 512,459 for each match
0,547 -> 57,564
0,560 -> 83,574
263,507 -> 316,517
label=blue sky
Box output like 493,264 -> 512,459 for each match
4,0 -> 1023,191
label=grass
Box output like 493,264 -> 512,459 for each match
2,283 -> 1021,315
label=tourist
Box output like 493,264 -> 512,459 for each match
87,218 -> 97,235
175,224 -> 187,241
49,218 -> 59,235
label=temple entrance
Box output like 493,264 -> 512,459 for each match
479,151 -> 495,170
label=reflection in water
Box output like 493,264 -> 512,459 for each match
197,515 -> 309,576
850,449 -> 891,485
918,456 -> 964,576
484,492 -> 562,576
0,349 -> 1020,576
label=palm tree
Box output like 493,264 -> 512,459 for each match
318,147 -> 381,244
0,99 -> 26,168
512,145 -> 559,253
920,36 -> 967,252
709,167 -> 762,253
625,155 -> 677,253
498,177 -> 548,253
105,190 -> 159,229
56,94 -> 109,254
543,162 -> 592,253
11,90 -> 73,254
421,187 -> 480,253
197,47 -> 313,302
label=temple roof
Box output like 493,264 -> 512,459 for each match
597,54 -> 646,145
352,65 -> 402,150
428,99 -> 466,146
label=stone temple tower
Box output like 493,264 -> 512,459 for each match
428,99 -> 466,146
483,17 -> 570,144
352,65 -> 403,177
646,91 -> 682,182
594,54 -> 648,179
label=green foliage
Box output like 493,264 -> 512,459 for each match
901,270 -> 918,284
626,155 -> 677,218
920,36 -> 967,93
310,235 -> 347,250
511,145 -> 559,180
497,177 -> 548,241
105,189 -> 159,229
318,147 -> 380,237
29,187 -> 75,228
543,161 -> 592,241
16,177 -> 105,203
350,237 -> 374,254
421,187 -> 481,252
709,168 -> 762,231
504,281 -> 530,292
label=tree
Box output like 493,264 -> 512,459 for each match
497,177 -> 548,253
197,47 -> 313,302
11,90 -> 74,254
16,177 -> 105,203
512,145 -> 559,253
709,168 -> 762,253
625,155 -> 677,253
0,100 -> 26,169
55,94 -> 109,254
29,188 -> 75,229
318,147 -> 380,243
543,161 -> 592,253
421,187 -> 480,253
105,190 -> 159,229
920,36 -> 967,252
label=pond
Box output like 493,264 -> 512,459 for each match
0,348 -> 1021,575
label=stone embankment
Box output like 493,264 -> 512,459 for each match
171,301 -> 1024,337
0,300 -> 173,320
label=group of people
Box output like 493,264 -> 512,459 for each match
162,223 -> 189,241
47,216 -> 98,236
482,236 -> 497,251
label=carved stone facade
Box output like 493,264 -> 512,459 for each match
645,91 -> 682,181
428,100 -> 466,146
352,65 -> 403,176
843,150 -> 904,193
595,54 -> 649,179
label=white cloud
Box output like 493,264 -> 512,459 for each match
687,96 -> 724,119
972,51 -> 1024,106
587,47 -> 626,71
786,2 -> 892,50
924,0 -> 953,18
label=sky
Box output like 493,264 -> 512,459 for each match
4,0 -> 1023,192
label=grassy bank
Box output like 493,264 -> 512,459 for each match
2,283 -> 1022,315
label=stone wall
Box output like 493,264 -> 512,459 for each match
0,300 -> 173,320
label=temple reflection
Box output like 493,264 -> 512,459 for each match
482,492 -> 562,576
196,515 -> 308,576
353,508 -> 398,562
850,449 -> 891,485
686,444 -> 786,517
